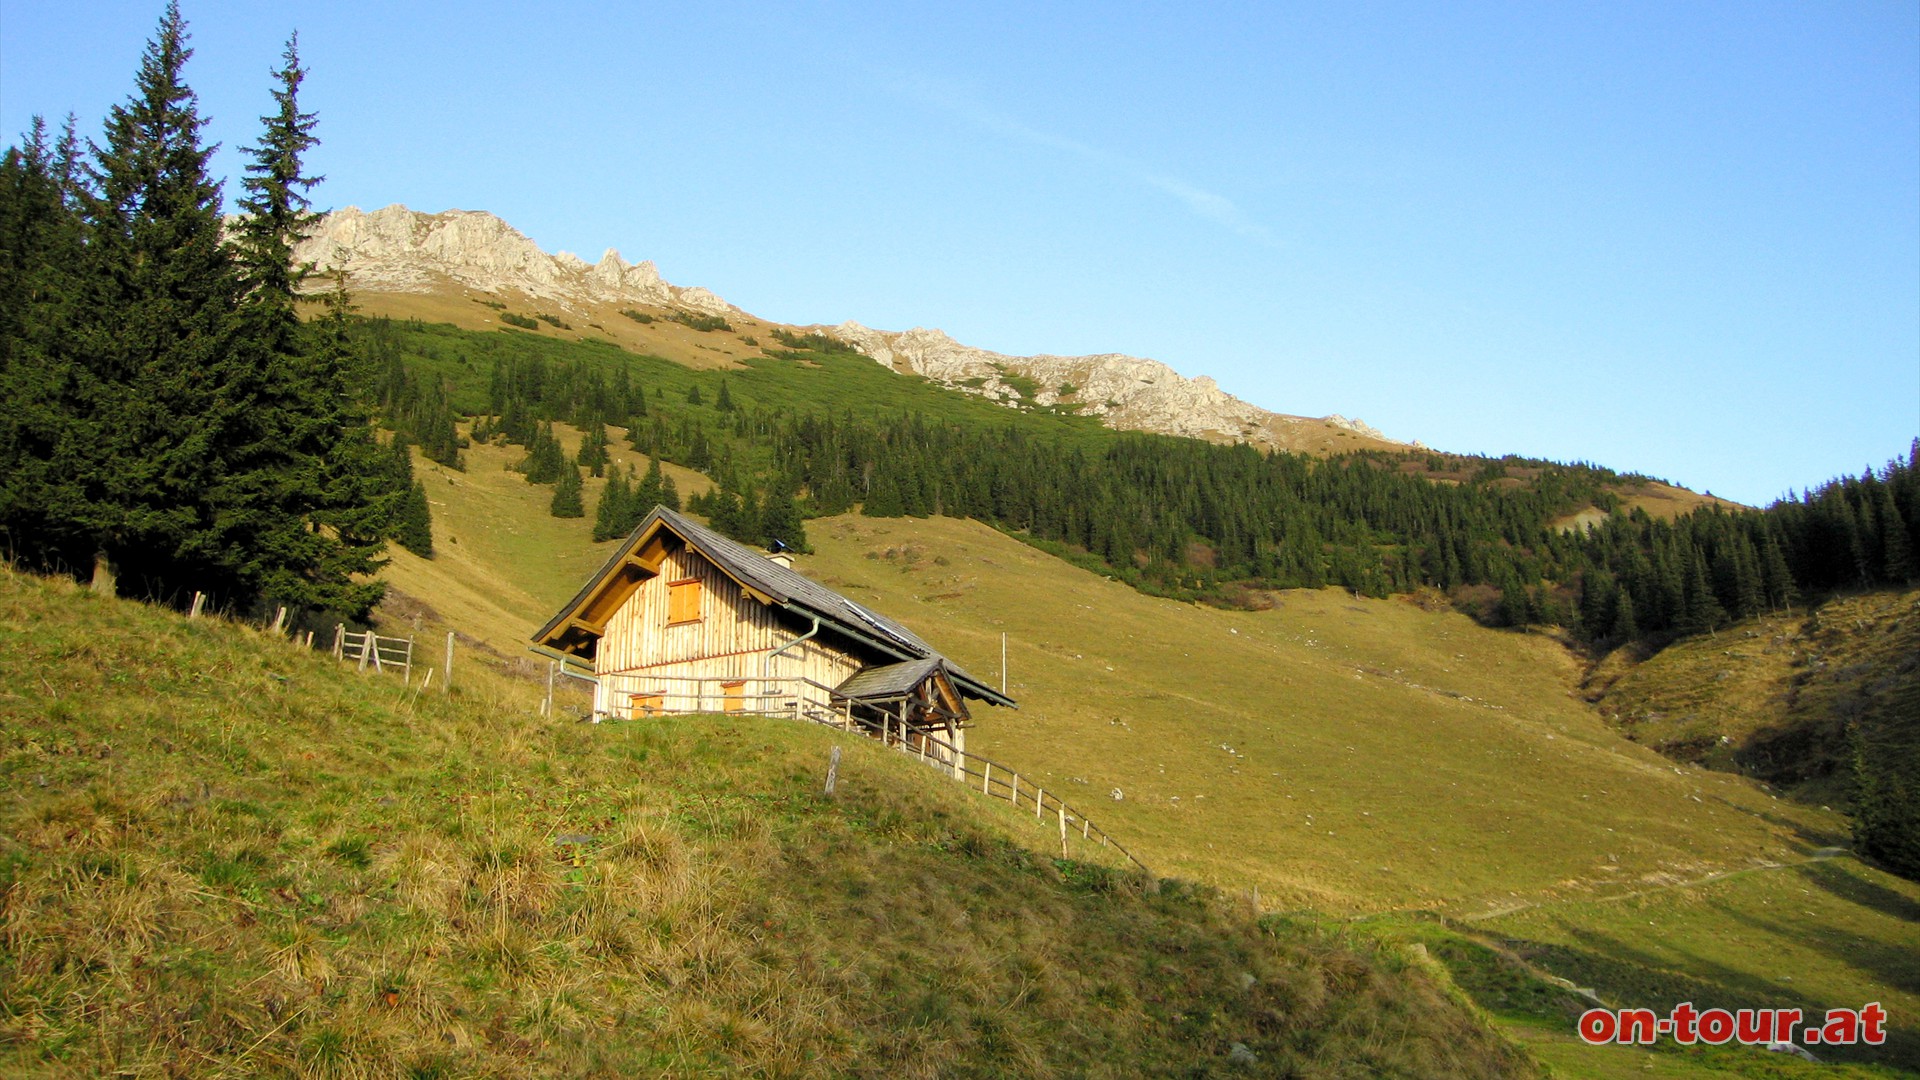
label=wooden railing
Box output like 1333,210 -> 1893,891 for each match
590,670 -> 1149,873
332,625 -> 414,679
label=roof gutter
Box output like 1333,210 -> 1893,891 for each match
781,602 -> 1018,710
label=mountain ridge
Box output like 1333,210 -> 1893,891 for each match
294,204 -> 1408,455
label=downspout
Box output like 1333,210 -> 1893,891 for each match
762,616 -> 822,707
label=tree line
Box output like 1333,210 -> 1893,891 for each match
454,341 -> 1919,654
0,5 -> 425,621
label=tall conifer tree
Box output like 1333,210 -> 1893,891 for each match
77,1 -> 241,599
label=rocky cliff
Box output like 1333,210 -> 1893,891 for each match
295,205 -> 1404,452
293,205 -> 733,315
827,322 -> 1400,450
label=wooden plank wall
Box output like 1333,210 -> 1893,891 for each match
594,538 -> 861,715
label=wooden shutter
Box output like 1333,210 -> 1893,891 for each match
722,681 -> 746,713
630,692 -> 665,717
667,578 -> 702,624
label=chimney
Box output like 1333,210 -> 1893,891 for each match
768,552 -> 794,569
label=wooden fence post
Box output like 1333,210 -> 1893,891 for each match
1035,788 -> 1044,820
544,661 -> 555,716
982,761 -> 991,795
824,745 -> 839,796
333,624 -> 344,659
404,637 -> 415,684
358,633 -> 371,671
1009,774 -> 1018,808
271,606 -> 286,634
444,631 -> 455,694
189,591 -> 205,619
1058,804 -> 1067,858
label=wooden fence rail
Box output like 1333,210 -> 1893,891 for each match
332,625 -> 414,681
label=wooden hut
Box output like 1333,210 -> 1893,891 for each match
532,507 -> 1014,760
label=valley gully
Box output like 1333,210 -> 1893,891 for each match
1578,1003 -> 1888,1048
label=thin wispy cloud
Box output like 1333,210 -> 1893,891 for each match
890,71 -> 1275,246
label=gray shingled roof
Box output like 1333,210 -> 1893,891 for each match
659,508 -> 941,658
832,657 -> 946,700
534,506 -> 1015,708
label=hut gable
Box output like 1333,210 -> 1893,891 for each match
533,507 -> 1014,725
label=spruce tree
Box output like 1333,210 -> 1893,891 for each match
0,116 -> 89,573
592,466 -> 631,541
756,490 -> 810,553
1679,548 -> 1724,636
1609,585 -> 1638,642
395,481 -> 433,557
551,462 -> 585,518
75,1 -> 245,601
634,456 -> 665,512
229,33 -> 386,615
1876,482 -> 1914,582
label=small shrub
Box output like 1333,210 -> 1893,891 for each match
500,312 -> 538,330
668,310 -> 732,333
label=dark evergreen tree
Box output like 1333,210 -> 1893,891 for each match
229,33 -> 387,614
576,418 -> 609,477
592,466 -> 632,541
634,456 -> 665,512
71,3 -> 247,601
395,481 -> 433,558
0,116 -> 88,574
760,486 -> 808,553
1678,548 -> 1724,636
550,462 -> 584,518
520,422 -> 567,483
1609,584 -> 1638,642
1851,730 -> 1920,881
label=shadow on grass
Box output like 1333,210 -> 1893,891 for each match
1507,918 -> 1918,1071
1794,859 -> 1920,927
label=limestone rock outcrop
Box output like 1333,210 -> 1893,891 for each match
293,205 -> 733,315
828,323 -> 1401,449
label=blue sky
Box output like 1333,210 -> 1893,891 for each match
3,1 -> 1915,506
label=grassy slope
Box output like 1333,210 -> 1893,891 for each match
792,515 -> 1826,913
378,443 -> 1920,1068
382,432 -> 1920,1075
1586,588 -> 1920,805
0,569 -> 1539,1078
783,516 -> 1920,1074
384,426 -> 712,660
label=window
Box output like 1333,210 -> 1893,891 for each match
630,692 -> 664,717
722,681 -> 746,713
666,578 -> 702,624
